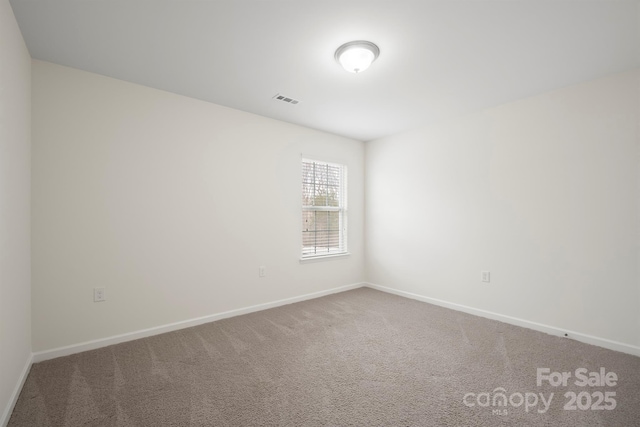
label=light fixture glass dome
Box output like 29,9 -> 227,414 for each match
335,41 -> 380,73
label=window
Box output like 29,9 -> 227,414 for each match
301,159 -> 347,258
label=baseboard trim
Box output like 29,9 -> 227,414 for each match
32,282 -> 365,363
365,282 -> 640,358
1,353 -> 33,427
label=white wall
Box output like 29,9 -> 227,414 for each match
366,70 -> 640,349
32,60 -> 364,352
25,40 -> 640,359
0,0 -> 32,423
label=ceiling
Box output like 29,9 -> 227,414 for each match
9,0 -> 640,141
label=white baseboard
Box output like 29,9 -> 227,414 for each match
1,353 -> 33,427
32,282 -> 365,363
365,282 -> 640,358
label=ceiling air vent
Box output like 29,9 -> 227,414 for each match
273,93 -> 300,105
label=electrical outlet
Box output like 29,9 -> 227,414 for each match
259,266 -> 266,278
94,287 -> 106,302
481,271 -> 491,283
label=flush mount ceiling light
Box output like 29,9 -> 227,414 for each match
335,40 -> 380,74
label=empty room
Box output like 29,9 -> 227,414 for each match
2,0 -> 640,426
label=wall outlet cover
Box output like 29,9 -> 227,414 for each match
94,287 -> 106,302
481,271 -> 491,283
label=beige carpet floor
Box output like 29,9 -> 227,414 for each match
8,287 -> 640,426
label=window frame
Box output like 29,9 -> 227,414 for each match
300,158 -> 348,260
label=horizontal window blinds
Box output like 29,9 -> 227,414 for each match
302,159 -> 347,257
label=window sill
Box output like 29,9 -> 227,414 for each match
299,253 -> 351,263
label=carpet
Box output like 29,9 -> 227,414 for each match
8,287 -> 640,426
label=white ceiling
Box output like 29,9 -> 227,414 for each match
10,0 -> 640,141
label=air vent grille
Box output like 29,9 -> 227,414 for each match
273,93 -> 300,105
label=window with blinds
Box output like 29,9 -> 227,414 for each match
301,159 -> 347,258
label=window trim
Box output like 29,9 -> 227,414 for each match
299,252 -> 351,263
301,158 -> 348,259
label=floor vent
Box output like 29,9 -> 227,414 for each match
273,93 -> 300,105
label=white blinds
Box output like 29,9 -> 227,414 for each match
301,159 -> 347,257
